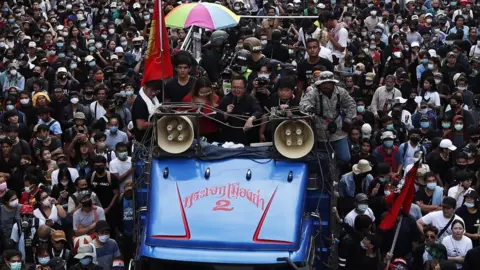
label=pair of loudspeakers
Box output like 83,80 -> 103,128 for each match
156,116 -> 314,159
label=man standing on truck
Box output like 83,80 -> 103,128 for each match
300,71 -> 357,165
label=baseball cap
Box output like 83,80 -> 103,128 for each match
464,190 -> 479,200
51,230 -> 67,242
48,257 -> 66,270
57,67 -> 68,74
439,139 -> 457,151
95,220 -> 111,233
28,41 -> 36,48
355,193 -> 368,202
74,245 -> 94,259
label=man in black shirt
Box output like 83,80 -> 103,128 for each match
131,80 -> 163,143
164,55 -> 197,102
296,38 -> 334,96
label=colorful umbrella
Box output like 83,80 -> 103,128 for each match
165,3 -> 240,30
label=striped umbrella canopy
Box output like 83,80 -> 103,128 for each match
165,2 -> 240,30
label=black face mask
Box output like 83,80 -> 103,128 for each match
410,137 -> 420,143
33,72 -> 40,77
94,166 -> 106,173
57,163 -> 67,169
457,164 -> 467,170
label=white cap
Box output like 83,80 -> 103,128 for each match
28,41 -> 36,48
381,131 -> 396,140
361,123 -> 372,138
56,25 -> 64,31
87,39 -> 95,44
110,2 -> 117,7
428,49 -> 437,58
85,55 -> 94,62
57,67 -> 68,73
394,97 -> 408,104
110,55 -> 119,60
411,41 -> 420,48
440,139 -> 457,151
115,46 -> 124,53
133,3 -> 141,9
133,37 -> 142,42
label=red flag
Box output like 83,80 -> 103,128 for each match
379,162 -> 419,230
141,0 -> 173,86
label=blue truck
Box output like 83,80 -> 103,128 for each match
131,115 -> 335,270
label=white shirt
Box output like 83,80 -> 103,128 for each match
89,101 -> 106,120
448,186 -> 474,209
388,109 -> 413,130
319,46 -> 333,62
327,27 -> 348,59
442,235 -> 473,269
420,211 -> 464,242
11,219 -> 45,262
109,157 -> 132,192
344,208 -> 376,227
34,206 -> 61,224
51,167 -> 79,186
421,91 -> 441,107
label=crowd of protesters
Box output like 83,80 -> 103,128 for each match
3,0 -> 480,270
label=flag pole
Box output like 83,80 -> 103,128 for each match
385,215 -> 403,269
159,0 -> 166,103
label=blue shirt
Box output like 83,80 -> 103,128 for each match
38,119 -> 62,135
122,197 -> 134,236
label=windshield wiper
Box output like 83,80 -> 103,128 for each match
276,257 -> 298,270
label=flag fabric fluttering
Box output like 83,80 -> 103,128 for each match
141,0 -> 174,86
379,162 -> 419,230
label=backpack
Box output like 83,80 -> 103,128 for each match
91,171 -> 112,185
47,120 -> 58,135
16,217 -> 40,240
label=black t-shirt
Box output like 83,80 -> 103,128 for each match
456,206 -> 480,246
297,57 -> 334,86
90,172 -> 119,210
131,96 -> 151,142
415,188 -> 433,214
164,76 -> 197,102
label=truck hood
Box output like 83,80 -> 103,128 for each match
145,158 -> 309,251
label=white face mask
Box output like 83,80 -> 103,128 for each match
10,70 -> 17,76
70,97 -> 79,104
370,10 -> 377,16
108,29 -> 115,34
20,98 -> 29,105
9,199 -> 18,208
98,234 -> 110,243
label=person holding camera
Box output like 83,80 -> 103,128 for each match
11,205 -> 44,265
250,62 -> 277,110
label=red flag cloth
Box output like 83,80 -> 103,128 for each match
141,0 -> 173,86
379,162 -> 419,230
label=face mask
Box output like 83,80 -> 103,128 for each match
80,257 -> 92,265
378,177 -> 387,183
70,97 -> 79,104
57,163 -> 67,170
258,74 -> 269,79
361,31 -> 367,36
419,108 -> 428,114
98,234 -> 110,243
126,90 -> 134,96
386,124 -> 394,131
101,34 -> 108,39
369,45 -> 376,50
95,166 -> 106,173
357,106 -> 365,113
110,126 -> 118,133
427,64 -> 434,70
95,43 -> 103,49
38,257 -> 50,265
420,122 -> 430,128
6,105 -> 14,111
144,15 -> 150,20
465,202 -> 475,208
331,0 -> 337,4
24,187 -> 30,193
9,199 -> 18,208
9,262 -> 22,270
0,182 -> 7,191
396,19 -> 403,24
118,152 -> 128,160
89,61 -> 96,67
384,190 -> 391,196
58,53 -> 65,58
454,124 -> 464,131
10,70 -> 17,76
62,31 -> 69,37
427,183 -> 437,190
357,204 -> 368,212
260,40 -> 268,46
56,42 -> 64,47
426,18 -> 432,24
383,140 -> 394,147
108,29 -> 115,34
80,23 -> 87,28
121,41 -> 128,47
451,1 -> 457,6
70,63 -> 77,70
89,46 -> 96,52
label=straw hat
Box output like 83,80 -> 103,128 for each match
352,159 -> 372,175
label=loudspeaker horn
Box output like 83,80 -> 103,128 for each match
274,120 -> 314,159
156,116 -> 195,154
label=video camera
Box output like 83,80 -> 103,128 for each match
256,77 -> 270,88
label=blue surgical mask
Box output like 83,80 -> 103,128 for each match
110,126 -> 118,133
357,106 -> 365,113
8,19 -> 15,23
420,121 -> 430,128
56,42 -> 64,47
454,124 -> 464,131
451,1 -> 457,6
38,257 -> 50,265
70,63 -> 77,70
6,105 -> 14,111
442,123 -> 451,129
9,262 -> 22,270
118,152 -> 128,160
126,90 -> 134,96
464,202 -> 475,208
422,58 -> 428,64
378,177 -> 387,183
79,257 -> 92,266
121,41 -> 128,47
88,61 -> 96,67
331,0 -> 336,4
386,124 -> 394,131
427,64 -> 434,70
368,3 -> 373,8
357,204 -> 368,212
383,140 -> 394,148
427,183 -> 437,190
58,53 -> 65,58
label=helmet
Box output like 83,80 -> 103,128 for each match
210,30 -> 229,46
232,49 -> 251,73
243,37 -> 262,53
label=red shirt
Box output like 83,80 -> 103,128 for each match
181,95 -> 220,135
19,187 -> 41,207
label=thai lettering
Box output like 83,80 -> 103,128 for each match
183,182 -> 265,210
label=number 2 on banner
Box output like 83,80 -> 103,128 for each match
213,200 -> 234,211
